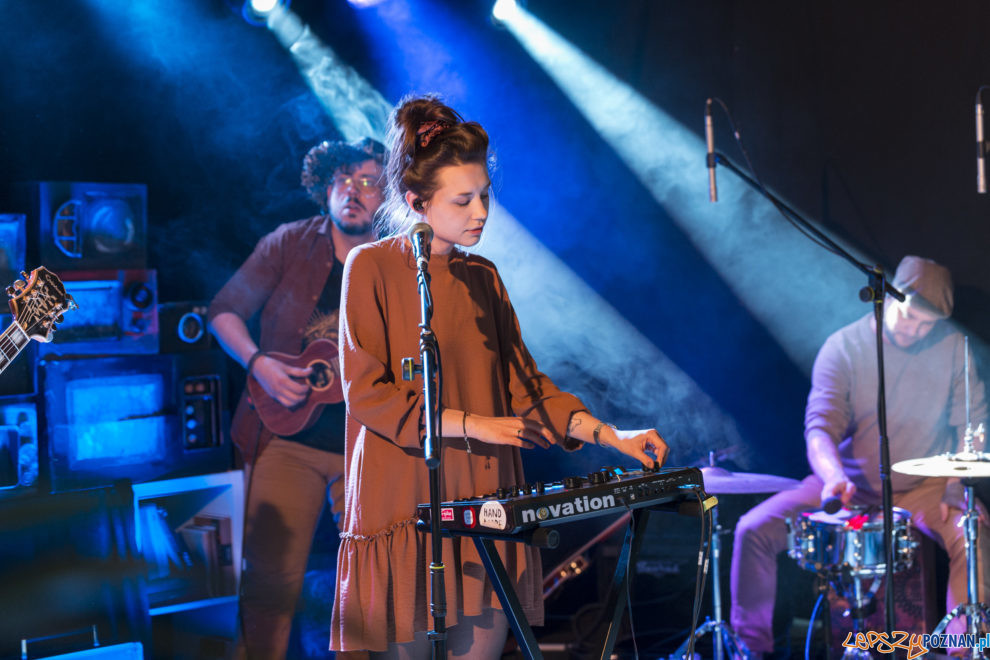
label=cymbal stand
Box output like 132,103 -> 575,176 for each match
932,422 -> 990,659
671,493 -> 751,660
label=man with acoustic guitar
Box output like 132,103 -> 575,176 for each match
208,137 -> 385,659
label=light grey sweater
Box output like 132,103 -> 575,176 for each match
805,314 -> 987,497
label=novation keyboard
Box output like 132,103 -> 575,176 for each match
417,464 -> 704,537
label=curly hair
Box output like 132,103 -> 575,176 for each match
300,137 -> 385,211
377,95 -> 490,236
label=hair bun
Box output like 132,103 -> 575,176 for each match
378,94 -> 490,237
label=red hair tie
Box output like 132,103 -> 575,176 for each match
416,120 -> 449,149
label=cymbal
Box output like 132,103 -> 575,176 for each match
700,466 -> 801,494
892,452 -> 990,478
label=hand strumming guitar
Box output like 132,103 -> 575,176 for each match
252,355 -> 312,408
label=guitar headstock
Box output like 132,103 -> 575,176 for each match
6,267 -> 78,343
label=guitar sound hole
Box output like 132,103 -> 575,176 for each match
308,360 -> 334,391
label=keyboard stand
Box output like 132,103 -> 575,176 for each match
467,508 -> 653,660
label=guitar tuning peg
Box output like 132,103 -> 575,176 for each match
5,286 -> 14,297
19,271 -> 28,280
12,280 -> 25,290
55,314 -> 64,324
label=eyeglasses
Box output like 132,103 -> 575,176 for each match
332,175 -> 382,196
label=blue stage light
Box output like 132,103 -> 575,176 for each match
492,0 -> 518,22
241,0 -> 290,26
251,0 -> 278,13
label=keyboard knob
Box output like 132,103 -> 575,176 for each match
563,476 -> 583,489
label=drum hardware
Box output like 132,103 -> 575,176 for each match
788,507 -> 918,659
893,421 -> 990,659
831,570 -> 882,660
672,453 -> 800,660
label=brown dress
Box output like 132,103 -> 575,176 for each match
330,236 -> 587,652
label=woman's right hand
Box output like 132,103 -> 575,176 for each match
465,414 -> 553,450
252,355 -> 312,408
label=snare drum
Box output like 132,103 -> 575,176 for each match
787,507 -> 917,577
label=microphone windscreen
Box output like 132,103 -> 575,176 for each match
407,222 -> 433,242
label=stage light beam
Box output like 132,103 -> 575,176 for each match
496,5 -> 870,372
264,4 -> 392,142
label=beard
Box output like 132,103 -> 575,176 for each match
332,214 -> 373,236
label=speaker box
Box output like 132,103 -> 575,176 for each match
158,301 -> 214,353
12,182 -> 147,271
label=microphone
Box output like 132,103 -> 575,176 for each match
977,97 -> 986,194
407,222 -> 433,269
705,98 -> 717,202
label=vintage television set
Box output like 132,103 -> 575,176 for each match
39,351 -> 231,492
12,181 -> 147,271
37,269 -> 159,356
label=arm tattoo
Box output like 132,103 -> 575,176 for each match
567,416 -> 582,436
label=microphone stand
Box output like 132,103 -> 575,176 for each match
714,152 -> 905,636
401,238 -> 446,658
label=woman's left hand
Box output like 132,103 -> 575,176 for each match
598,427 -> 669,468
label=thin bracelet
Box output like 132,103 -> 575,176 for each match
246,350 -> 266,375
463,411 -> 471,454
592,421 -> 615,445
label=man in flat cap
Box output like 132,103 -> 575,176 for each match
209,137 -> 385,659
730,255 -> 988,656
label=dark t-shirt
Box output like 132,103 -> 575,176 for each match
283,258 -> 346,453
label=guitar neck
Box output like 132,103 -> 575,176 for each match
0,322 -> 30,375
